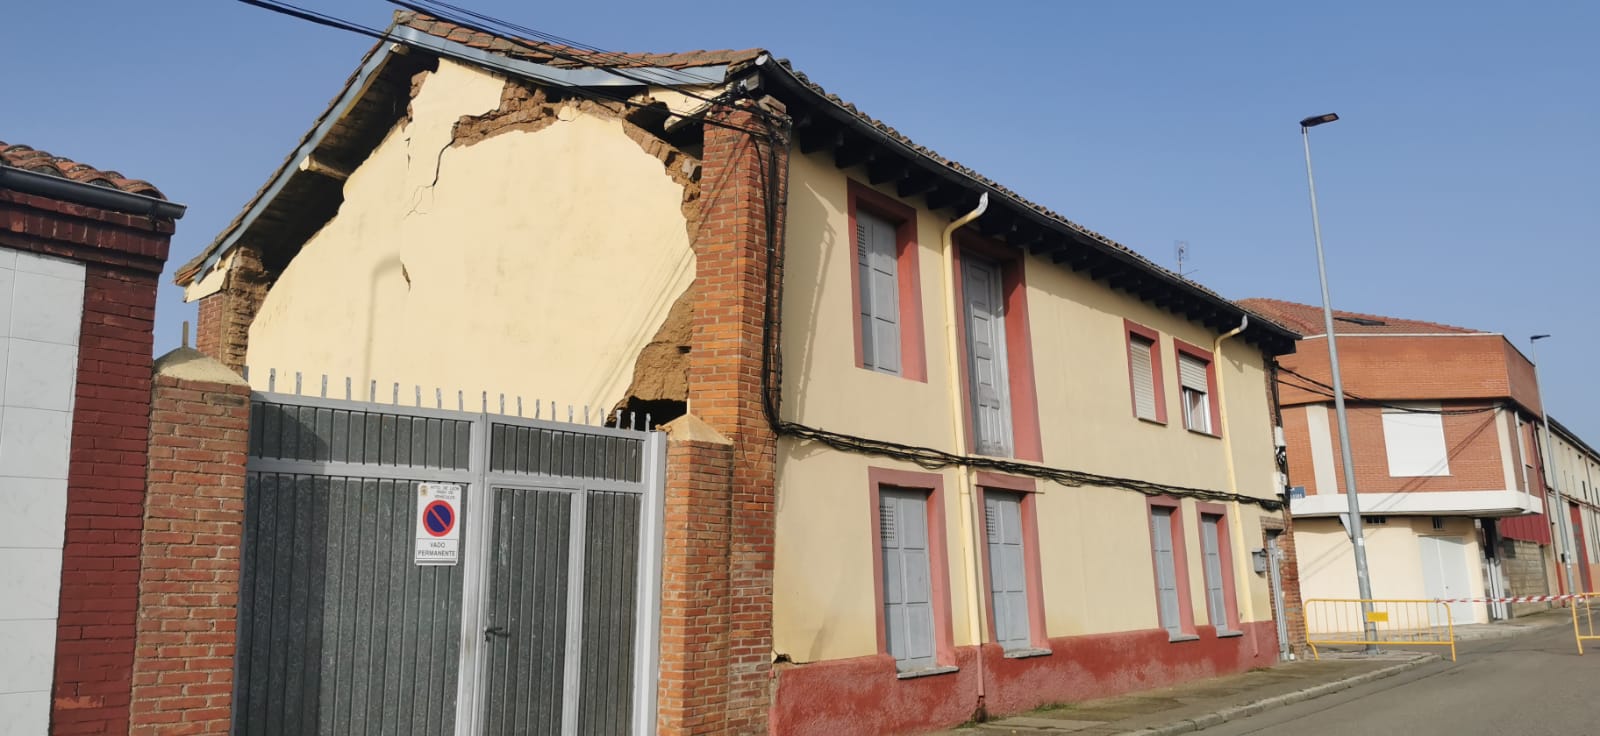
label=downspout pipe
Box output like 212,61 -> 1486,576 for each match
0,165 -> 187,220
1213,316 -> 1260,651
941,193 -> 989,719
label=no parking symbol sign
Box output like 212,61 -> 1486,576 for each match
415,482 -> 461,566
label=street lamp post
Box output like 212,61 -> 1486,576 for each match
1530,335 -> 1578,595
1300,113 -> 1378,650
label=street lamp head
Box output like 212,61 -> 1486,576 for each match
1300,113 -> 1340,128
1532,334 -> 1552,342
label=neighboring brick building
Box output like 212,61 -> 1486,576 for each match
1239,298 -> 1588,624
0,142 -> 184,733
172,12 -> 1304,735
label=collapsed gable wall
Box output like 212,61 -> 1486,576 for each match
243,58 -> 697,413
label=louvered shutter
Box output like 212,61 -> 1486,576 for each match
964,259 -> 1012,456
985,494 -> 1032,650
1200,515 -> 1229,631
857,211 -> 900,374
1129,336 -> 1157,420
880,489 -> 935,671
1151,508 -> 1181,635
1178,353 -> 1209,392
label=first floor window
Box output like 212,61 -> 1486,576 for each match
880,488 -> 936,672
857,208 -> 901,374
1381,404 -> 1450,477
985,493 -> 1032,650
1178,352 -> 1212,433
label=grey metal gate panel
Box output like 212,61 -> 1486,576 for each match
577,490 -> 642,735
481,487 -> 571,736
235,473 -> 465,735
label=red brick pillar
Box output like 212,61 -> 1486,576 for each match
657,416 -> 735,735
193,244 -> 268,373
129,347 -> 250,734
690,98 -> 788,734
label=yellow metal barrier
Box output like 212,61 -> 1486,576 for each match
1303,598 -> 1456,662
1573,594 -> 1600,654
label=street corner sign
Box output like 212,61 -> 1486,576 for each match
415,482 -> 462,566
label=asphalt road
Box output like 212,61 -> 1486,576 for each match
1202,625 -> 1599,736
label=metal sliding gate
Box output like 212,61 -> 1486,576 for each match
233,392 -> 666,735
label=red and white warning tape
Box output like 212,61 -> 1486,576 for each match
1435,594 -> 1590,604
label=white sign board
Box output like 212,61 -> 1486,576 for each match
415,482 -> 462,566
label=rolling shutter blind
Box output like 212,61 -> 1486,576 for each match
1151,508 -> 1181,635
985,494 -> 1032,650
1201,515 -> 1229,631
857,211 -> 900,374
880,489 -> 935,671
1381,406 -> 1451,477
1129,336 -> 1157,420
1178,353 -> 1208,392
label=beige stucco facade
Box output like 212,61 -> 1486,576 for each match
1296,516 -> 1489,628
230,59 -> 696,413
772,150 -> 1285,663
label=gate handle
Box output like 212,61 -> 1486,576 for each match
484,626 -> 511,641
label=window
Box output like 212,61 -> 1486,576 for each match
848,181 -> 925,380
964,256 -> 1012,456
1381,404 -> 1450,477
1198,510 -> 1240,636
1174,343 -> 1218,435
985,493 -> 1031,651
1125,321 -> 1166,424
1148,499 -> 1195,640
879,488 -> 936,672
954,238 -> 1042,461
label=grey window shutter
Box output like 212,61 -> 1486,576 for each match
1151,508 -> 1181,635
985,494 -> 1032,650
857,211 -> 900,374
963,259 -> 1012,456
881,489 -> 935,671
1201,516 -> 1229,631
1129,336 -> 1157,420
1178,353 -> 1208,392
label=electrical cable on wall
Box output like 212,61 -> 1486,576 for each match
1278,366 -> 1503,416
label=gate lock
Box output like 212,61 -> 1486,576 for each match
484,626 -> 511,641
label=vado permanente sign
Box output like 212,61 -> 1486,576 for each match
415,482 -> 462,566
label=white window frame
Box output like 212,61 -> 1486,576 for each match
1178,353 -> 1211,434
1381,403 -> 1451,477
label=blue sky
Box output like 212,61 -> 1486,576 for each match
4,1 -> 1596,440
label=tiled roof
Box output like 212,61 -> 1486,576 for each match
1236,298 -> 1482,337
0,140 -> 165,199
399,13 -> 762,70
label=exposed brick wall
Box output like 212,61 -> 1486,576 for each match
1298,400 -> 1509,495
1,187 -> 174,734
130,358 -> 250,734
686,98 -> 788,734
1262,516 -> 1306,657
192,244 -> 268,373
1280,334 -> 1540,416
658,427 -> 734,736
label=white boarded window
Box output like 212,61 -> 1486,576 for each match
857,209 -> 900,375
1150,507 -> 1182,636
1382,404 -> 1450,477
880,488 -> 936,672
984,493 -> 1032,651
1129,334 -> 1158,421
1179,353 -> 1211,433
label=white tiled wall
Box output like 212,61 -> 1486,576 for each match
0,246 -> 85,730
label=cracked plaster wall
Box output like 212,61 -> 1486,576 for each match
245,58 -> 695,413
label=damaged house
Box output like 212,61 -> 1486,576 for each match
178,12 -> 1304,735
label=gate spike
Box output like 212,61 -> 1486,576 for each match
550,401 -> 556,420
568,405 -> 574,423
535,399 -> 541,419
268,368 -> 277,393
482,391 -> 488,412
645,412 -> 652,430
517,396 -> 524,417
369,380 -> 377,403
392,382 -> 400,405
614,409 -> 623,428
320,374 -> 328,398
294,371 -> 303,395
584,405 -> 590,425
345,377 -> 352,400
500,394 -> 506,415
436,388 -> 443,409
416,385 -> 422,407
457,390 -> 464,411
630,411 -> 638,431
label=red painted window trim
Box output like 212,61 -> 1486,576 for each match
867,466 -> 956,667
1146,495 -> 1197,637
1124,320 -> 1168,425
951,232 -> 1043,462
975,474 -> 1049,649
1172,338 -> 1222,438
1195,502 -> 1242,634
847,180 -> 927,382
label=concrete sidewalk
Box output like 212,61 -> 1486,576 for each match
936,610 -> 1571,736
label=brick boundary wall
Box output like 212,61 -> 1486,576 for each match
1,189 -> 174,734
129,349 -> 250,734
657,418 -> 735,736
689,98 -> 790,734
